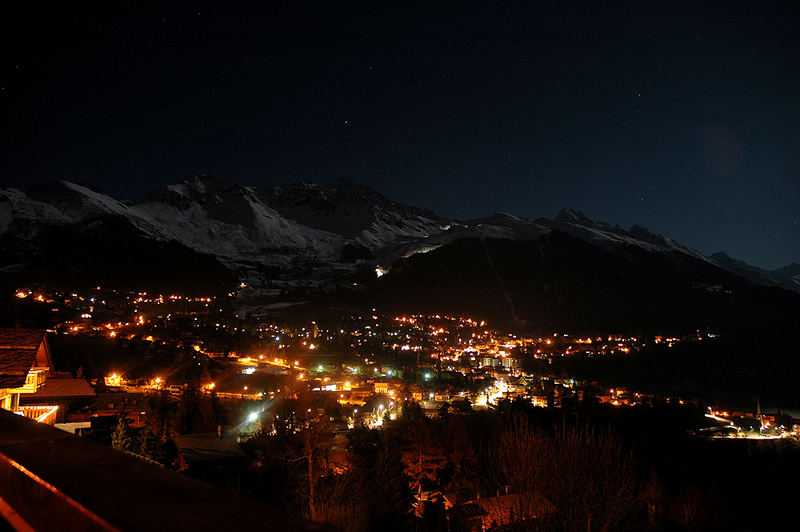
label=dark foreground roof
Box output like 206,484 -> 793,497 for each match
0,409 -> 329,532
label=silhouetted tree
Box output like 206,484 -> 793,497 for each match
487,415 -> 644,531
346,428 -> 412,530
178,382 -> 201,434
396,417 -> 449,497
111,417 -> 136,453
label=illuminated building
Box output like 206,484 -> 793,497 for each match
0,329 -> 58,423
0,329 -> 96,427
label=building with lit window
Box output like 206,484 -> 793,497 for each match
0,329 -> 94,426
0,329 -> 58,422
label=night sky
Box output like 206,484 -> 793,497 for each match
1,1 -> 798,269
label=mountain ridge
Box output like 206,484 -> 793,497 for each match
0,176 -> 796,296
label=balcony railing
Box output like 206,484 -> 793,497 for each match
15,405 -> 59,425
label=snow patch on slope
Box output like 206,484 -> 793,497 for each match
0,187 -> 74,233
549,208 -> 713,262
133,176 -> 343,267
388,212 -> 551,261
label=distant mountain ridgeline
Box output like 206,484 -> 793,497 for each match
1,176 -> 798,333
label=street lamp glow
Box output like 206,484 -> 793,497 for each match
247,412 -> 258,423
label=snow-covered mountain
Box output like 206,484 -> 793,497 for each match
711,252 -> 800,293
260,178 -> 450,251
1,177 -> 796,295
1,178 -> 342,270
544,208 -> 712,263
535,208 -> 800,292
0,176 -> 454,275
387,212 -> 551,261
135,177 -> 343,268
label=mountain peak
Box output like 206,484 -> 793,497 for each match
553,208 -> 618,232
55,179 -> 109,195
261,179 -> 448,243
554,208 -> 588,223
709,252 -> 800,293
183,174 -> 243,194
710,251 -> 733,262
322,178 -> 392,205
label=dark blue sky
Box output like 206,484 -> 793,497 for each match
2,1 -> 798,269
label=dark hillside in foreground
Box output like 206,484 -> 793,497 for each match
369,233 -> 800,404
371,231 -> 800,336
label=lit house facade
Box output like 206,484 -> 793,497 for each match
0,329 -> 59,423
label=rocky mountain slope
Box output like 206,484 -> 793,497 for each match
1,176 -> 796,303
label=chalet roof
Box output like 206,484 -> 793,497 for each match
0,349 -> 37,376
0,349 -> 37,388
91,392 -> 151,412
26,378 -> 96,399
0,329 -> 46,349
0,329 -> 51,389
